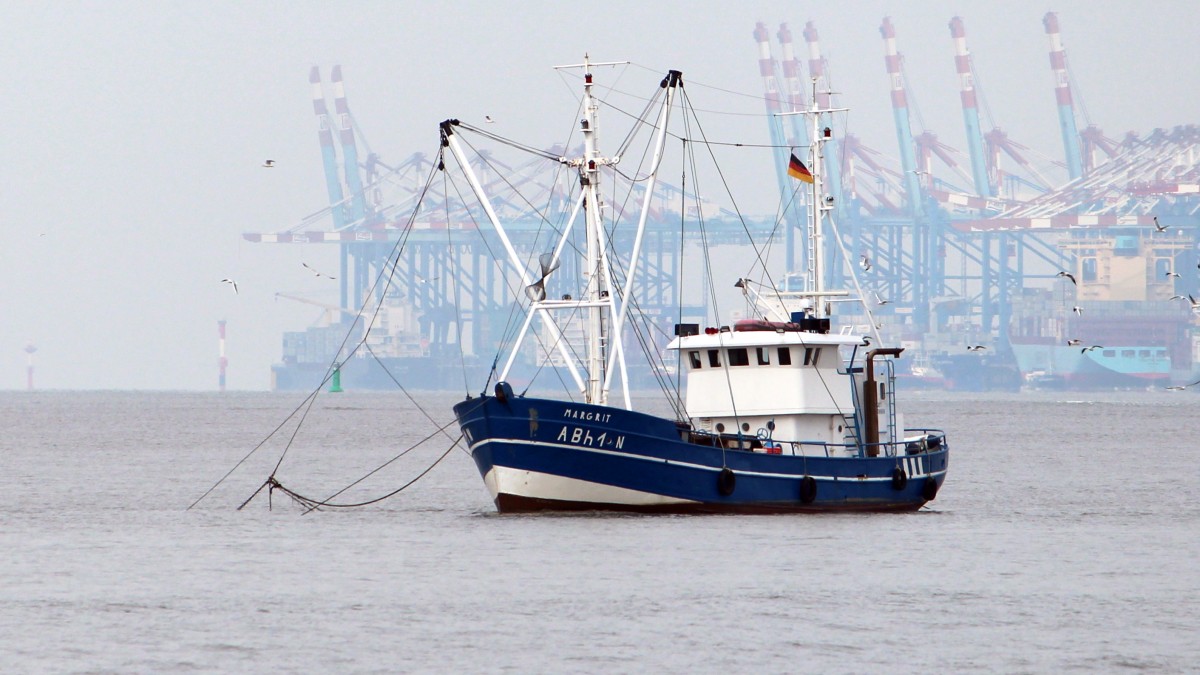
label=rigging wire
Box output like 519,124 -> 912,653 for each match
278,432 -> 464,512
439,136 -> 583,400
439,163 -> 472,397
193,148 -> 450,510
675,82 -> 856,426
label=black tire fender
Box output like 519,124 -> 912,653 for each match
922,477 -> 939,501
717,467 -> 736,496
891,467 -> 908,491
799,475 -> 817,504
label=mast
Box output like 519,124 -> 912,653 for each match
579,56 -> 607,404
802,21 -> 844,218
807,82 -> 828,311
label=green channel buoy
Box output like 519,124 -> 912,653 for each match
329,365 -> 343,393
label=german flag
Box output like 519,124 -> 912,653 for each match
787,153 -> 814,183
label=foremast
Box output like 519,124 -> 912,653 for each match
575,57 -> 611,405
441,57 -> 679,408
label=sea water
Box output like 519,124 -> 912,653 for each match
1,389 -> 1197,672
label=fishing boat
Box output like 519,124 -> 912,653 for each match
448,58 -> 948,513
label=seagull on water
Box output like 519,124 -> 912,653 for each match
221,278 -> 239,294
302,262 -> 336,279
261,159 -> 275,168
1056,271 -> 1077,285
967,345 -> 987,352
1081,345 -> 1103,353
1153,216 -> 1167,233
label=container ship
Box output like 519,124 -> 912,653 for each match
1008,231 -> 1196,388
269,297 -> 490,392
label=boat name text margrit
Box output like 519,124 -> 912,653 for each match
557,425 -> 626,450
562,409 -> 612,423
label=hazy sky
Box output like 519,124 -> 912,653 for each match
2,1 -> 1195,390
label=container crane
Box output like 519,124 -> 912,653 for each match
753,22 -> 805,273
879,17 -> 924,218
1043,12 -> 1084,181
948,16 -> 993,197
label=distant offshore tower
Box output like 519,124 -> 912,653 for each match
218,320 -> 228,392
24,343 -> 37,391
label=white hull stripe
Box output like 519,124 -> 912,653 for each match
484,466 -> 696,506
470,438 -> 946,483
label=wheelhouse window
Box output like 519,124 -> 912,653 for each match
728,348 -> 749,366
777,347 -> 792,365
707,349 -> 721,367
756,347 -> 770,365
688,351 -> 702,369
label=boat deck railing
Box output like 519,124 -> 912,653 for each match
688,428 -> 947,459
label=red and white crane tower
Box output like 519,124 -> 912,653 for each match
1043,12 -> 1084,181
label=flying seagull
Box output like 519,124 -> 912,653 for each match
261,159 -> 275,168
302,262 -> 336,279
967,345 -> 987,352
860,255 -> 871,272
221,278 -> 238,294
1165,270 -> 1181,279
1066,339 -> 1081,346
484,115 -> 495,123
1056,271 -> 1077,285
1153,216 -> 1166,232
1165,379 -> 1200,391
1169,295 -> 1199,307
1081,345 -> 1103,353
1072,305 -> 1083,315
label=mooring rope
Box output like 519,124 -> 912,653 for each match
238,431 -> 465,513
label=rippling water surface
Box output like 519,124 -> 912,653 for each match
2,390 -> 1197,672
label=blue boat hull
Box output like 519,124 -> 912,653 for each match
454,395 -> 948,514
